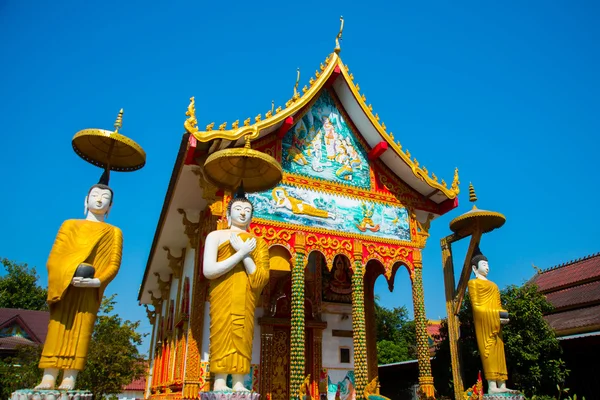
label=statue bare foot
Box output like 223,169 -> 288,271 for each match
213,374 -> 232,392
58,370 -> 78,390
35,368 -> 58,390
58,378 -> 75,390
232,374 -> 249,392
34,380 -> 55,390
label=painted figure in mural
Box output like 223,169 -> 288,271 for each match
322,116 -> 338,160
355,202 -> 380,232
287,127 -> 308,166
35,184 -> 123,390
271,187 -> 336,220
468,246 -> 516,394
346,139 -> 361,169
203,187 -> 270,392
335,157 -> 354,181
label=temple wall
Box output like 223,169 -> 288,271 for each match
321,306 -> 354,370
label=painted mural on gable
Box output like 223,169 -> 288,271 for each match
281,90 -> 370,189
248,184 -> 411,242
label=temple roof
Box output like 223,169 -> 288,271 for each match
0,308 -> 50,350
139,50 -> 462,304
528,252 -> 600,335
185,51 -> 459,206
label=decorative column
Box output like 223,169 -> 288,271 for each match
289,232 -> 306,396
363,268 -> 379,381
183,210 -> 215,399
313,329 -> 323,397
351,240 -> 368,399
411,249 -> 435,397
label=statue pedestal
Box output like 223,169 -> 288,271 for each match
484,394 -> 525,400
11,389 -> 92,400
200,392 -> 260,400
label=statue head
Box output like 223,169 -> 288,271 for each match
471,244 -> 489,278
227,183 -> 253,229
85,183 -> 113,218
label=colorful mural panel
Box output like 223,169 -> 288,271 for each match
249,184 -> 411,242
281,90 -> 371,189
327,370 -> 355,400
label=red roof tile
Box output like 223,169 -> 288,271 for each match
124,376 -> 146,391
0,308 -> 49,343
529,253 -> 600,293
545,280 -> 600,310
544,304 -> 600,333
0,336 -> 37,350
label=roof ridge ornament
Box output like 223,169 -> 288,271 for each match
334,16 -> 344,54
293,68 -> 300,99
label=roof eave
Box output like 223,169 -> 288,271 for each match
137,133 -> 190,302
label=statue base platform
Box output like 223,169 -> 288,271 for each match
11,389 -> 92,400
200,392 -> 260,400
484,393 -> 524,400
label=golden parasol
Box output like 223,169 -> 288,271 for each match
203,136 -> 283,193
449,183 -> 505,235
72,109 -> 146,184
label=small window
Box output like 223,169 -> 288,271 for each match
340,347 -> 350,364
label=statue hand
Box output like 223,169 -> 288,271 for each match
230,233 -> 243,251
72,278 -> 101,288
239,237 -> 256,256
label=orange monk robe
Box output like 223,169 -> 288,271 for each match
208,232 -> 270,375
468,278 -> 508,381
40,219 -> 123,370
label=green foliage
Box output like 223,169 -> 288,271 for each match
374,297 -> 416,364
0,258 -> 48,310
432,284 -> 568,397
76,294 -> 147,400
0,344 -> 43,399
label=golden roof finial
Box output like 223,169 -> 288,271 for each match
334,16 -> 344,54
184,97 -> 199,134
469,182 -> 478,204
293,68 -> 300,99
114,108 -> 124,133
451,167 -> 460,192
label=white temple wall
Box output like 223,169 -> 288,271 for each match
321,310 -> 354,370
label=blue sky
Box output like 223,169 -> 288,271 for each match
1,1 -> 599,353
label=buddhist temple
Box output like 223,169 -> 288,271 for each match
138,27 -> 460,400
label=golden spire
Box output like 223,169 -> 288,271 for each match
334,16 -> 344,54
293,68 -> 300,99
451,167 -> 460,192
469,182 -> 478,204
114,108 -> 124,133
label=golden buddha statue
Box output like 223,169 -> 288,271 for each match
203,186 -> 270,392
468,246 -> 515,394
35,183 -> 123,390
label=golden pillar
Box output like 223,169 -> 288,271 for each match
289,232 -> 306,396
351,240 -> 368,399
411,250 -> 435,397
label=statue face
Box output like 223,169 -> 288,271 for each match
474,260 -> 489,277
229,200 -> 253,228
87,187 -> 112,216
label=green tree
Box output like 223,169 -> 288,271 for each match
0,258 -> 47,310
0,344 -> 43,399
431,284 -> 568,397
76,294 -> 146,400
374,297 -> 416,364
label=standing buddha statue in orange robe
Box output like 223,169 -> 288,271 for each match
203,187 -> 270,392
468,246 -> 517,394
35,183 -> 122,391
